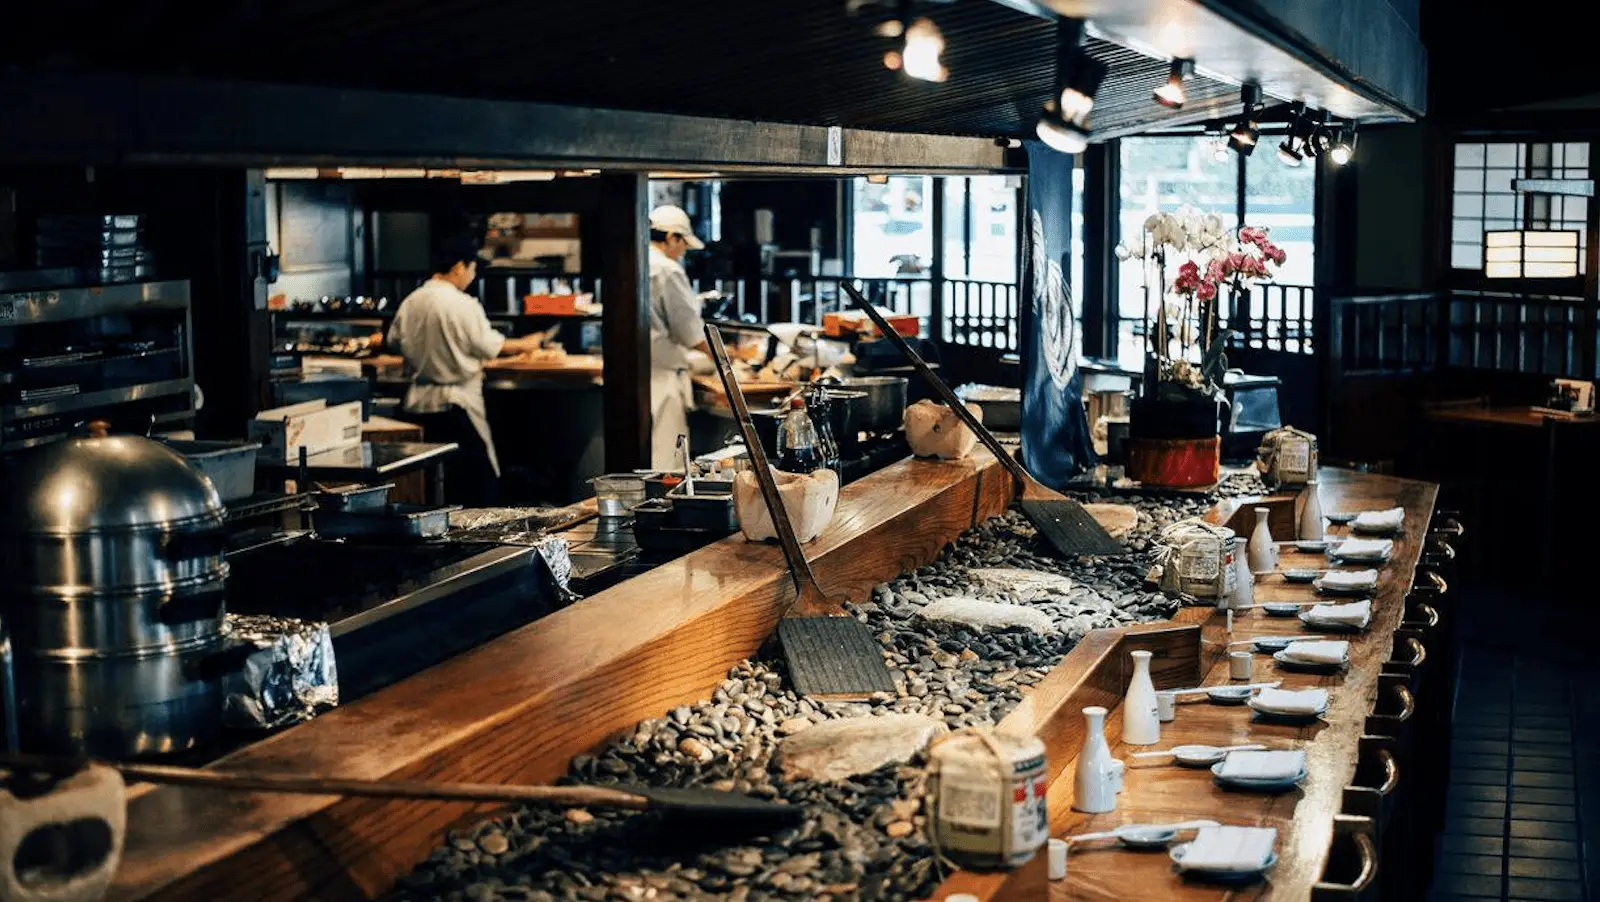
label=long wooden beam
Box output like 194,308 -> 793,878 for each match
107,451 -> 1012,901
0,73 -> 1010,174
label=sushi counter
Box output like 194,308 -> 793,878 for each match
30,454 -> 1450,902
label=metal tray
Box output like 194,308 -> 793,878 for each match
313,482 -> 394,513
315,503 -> 461,540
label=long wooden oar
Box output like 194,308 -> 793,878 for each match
704,324 -> 895,699
0,753 -> 804,827
843,283 -> 1124,557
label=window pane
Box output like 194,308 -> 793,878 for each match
1452,243 -> 1483,269
1454,194 -> 1484,218
1070,162 -> 1084,316
1485,143 -> 1522,168
942,178 -> 969,279
1567,142 -> 1589,168
1116,136 -> 1239,348
1484,195 -> 1517,219
851,176 -> 933,278
1455,143 -> 1486,166
1245,151 -> 1316,286
967,175 -> 1018,283
1484,169 -> 1516,194
1453,168 -> 1484,193
1451,220 -> 1483,242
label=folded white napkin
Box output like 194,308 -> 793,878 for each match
1305,599 -> 1372,628
1353,507 -> 1405,532
1318,569 -> 1379,590
1332,537 -> 1394,559
1218,749 -> 1308,780
1181,825 -> 1279,871
1252,688 -> 1329,715
1281,640 -> 1350,665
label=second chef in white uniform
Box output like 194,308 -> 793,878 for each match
647,204 -> 710,471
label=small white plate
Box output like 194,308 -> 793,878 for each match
1294,540 -> 1329,552
1206,686 -> 1255,705
1209,761 -> 1309,792
1313,578 -> 1375,596
1325,511 -> 1357,524
1253,636 -> 1297,653
1170,842 -> 1280,882
1247,696 -> 1329,722
1282,568 -> 1320,583
1262,602 -> 1302,617
1118,825 -> 1183,849
1171,744 -> 1231,767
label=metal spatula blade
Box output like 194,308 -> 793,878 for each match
704,324 -> 896,699
842,283 -> 1124,558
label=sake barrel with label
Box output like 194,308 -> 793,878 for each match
928,729 -> 1050,870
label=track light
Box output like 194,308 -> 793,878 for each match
1277,138 -> 1303,167
1328,128 -> 1356,166
882,14 -> 948,82
1153,58 -> 1195,109
1037,18 -> 1105,155
1226,84 -> 1263,156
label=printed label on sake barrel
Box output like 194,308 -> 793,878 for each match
1219,536 -> 1238,596
1277,436 -> 1312,482
930,732 -> 1049,869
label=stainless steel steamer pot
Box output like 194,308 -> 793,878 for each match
0,429 -> 230,757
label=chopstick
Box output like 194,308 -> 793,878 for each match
1163,681 -> 1282,696
1066,819 -> 1222,844
1227,635 -> 1327,646
1130,744 -> 1266,759
1236,601 -> 1324,609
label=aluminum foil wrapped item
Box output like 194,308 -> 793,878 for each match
531,534 -> 578,605
220,613 -> 339,731
448,507 -> 581,605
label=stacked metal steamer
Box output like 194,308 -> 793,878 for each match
0,427 -> 230,757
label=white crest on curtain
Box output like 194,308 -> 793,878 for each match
1031,210 -> 1077,390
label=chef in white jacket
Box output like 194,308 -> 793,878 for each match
647,204 -> 710,470
388,235 -> 541,505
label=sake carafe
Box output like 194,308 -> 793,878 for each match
1298,479 -> 1325,541
1072,706 -> 1118,813
1247,506 -> 1277,574
1122,650 -> 1161,746
1226,535 -> 1255,609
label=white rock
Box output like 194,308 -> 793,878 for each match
1081,503 -> 1140,540
968,568 -> 1074,601
918,597 -> 1056,634
904,399 -> 982,460
734,466 -> 839,544
776,714 -> 947,782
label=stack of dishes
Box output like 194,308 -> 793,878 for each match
1170,825 -> 1279,883
1300,599 -> 1372,632
1211,750 -> 1308,791
1273,639 -> 1350,674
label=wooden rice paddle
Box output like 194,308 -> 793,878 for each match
0,753 -> 802,828
704,324 -> 895,699
843,283 -> 1124,557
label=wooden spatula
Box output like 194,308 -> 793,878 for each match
704,324 -> 895,700
842,283 -> 1124,558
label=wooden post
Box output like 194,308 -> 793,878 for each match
599,173 -> 651,472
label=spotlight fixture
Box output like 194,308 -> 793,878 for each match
1277,138 -> 1303,166
1153,58 -> 1195,109
1037,18 -> 1106,155
1227,84 -> 1263,156
1328,128 -> 1357,166
1277,102 -> 1310,166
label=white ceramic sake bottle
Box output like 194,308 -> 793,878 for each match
1226,537 -> 1255,609
1298,479 -> 1325,540
1247,506 -> 1278,574
1122,650 -> 1161,746
1072,705 -> 1118,813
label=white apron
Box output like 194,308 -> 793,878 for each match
405,377 -> 499,477
650,364 -> 691,471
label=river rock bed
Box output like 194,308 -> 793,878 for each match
390,491 -> 1221,902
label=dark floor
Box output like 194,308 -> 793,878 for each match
1429,587 -> 1600,902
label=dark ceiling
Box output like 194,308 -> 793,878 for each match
3,0 -> 1240,139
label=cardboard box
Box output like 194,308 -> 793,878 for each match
247,399 -> 364,463
822,309 -> 920,339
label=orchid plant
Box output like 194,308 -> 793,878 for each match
1115,206 -> 1288,401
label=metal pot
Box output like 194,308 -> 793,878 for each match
0,430 -> 230,757
827,376 -> 908,435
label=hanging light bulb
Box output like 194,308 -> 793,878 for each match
1036,104 -> 1089,154
1328,128 -> 1356,166
1153,58 -> 1194,109
1036,18 -> 1105,156
1227,84 -> 1263,156
896,16 -> 948,82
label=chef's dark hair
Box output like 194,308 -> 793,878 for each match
431,234 -> 483,275
650,228 -> 672,243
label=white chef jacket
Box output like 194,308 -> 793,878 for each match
388,278 -> 507,475
648,245 -> 705,469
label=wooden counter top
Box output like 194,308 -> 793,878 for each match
109,449 -> 1011,901
361,353 -> 606,381
1425,403 -> 1600,429
936,467 -> 1439,901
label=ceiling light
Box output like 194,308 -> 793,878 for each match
865,173 -> 890,185
1036,108 -> 1089,155
1328,128 -> 1356,166
1277,138 -> 1303,167
1153,58 -> 1194,109
1229,121 -> 1259,155
883,14 -> 947,82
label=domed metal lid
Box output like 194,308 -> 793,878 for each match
0,432 -> 224,535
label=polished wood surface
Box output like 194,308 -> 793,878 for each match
109,450 -> 1011,902
363,353 -> 606,380
1425,403 -> 1600,429
933,467 -> 1438,901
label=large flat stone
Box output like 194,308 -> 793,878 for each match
776,714 -> 947,782
968,568 -> 1074,601
1081,503 -> 1140,540
918,597 -> 1057,634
